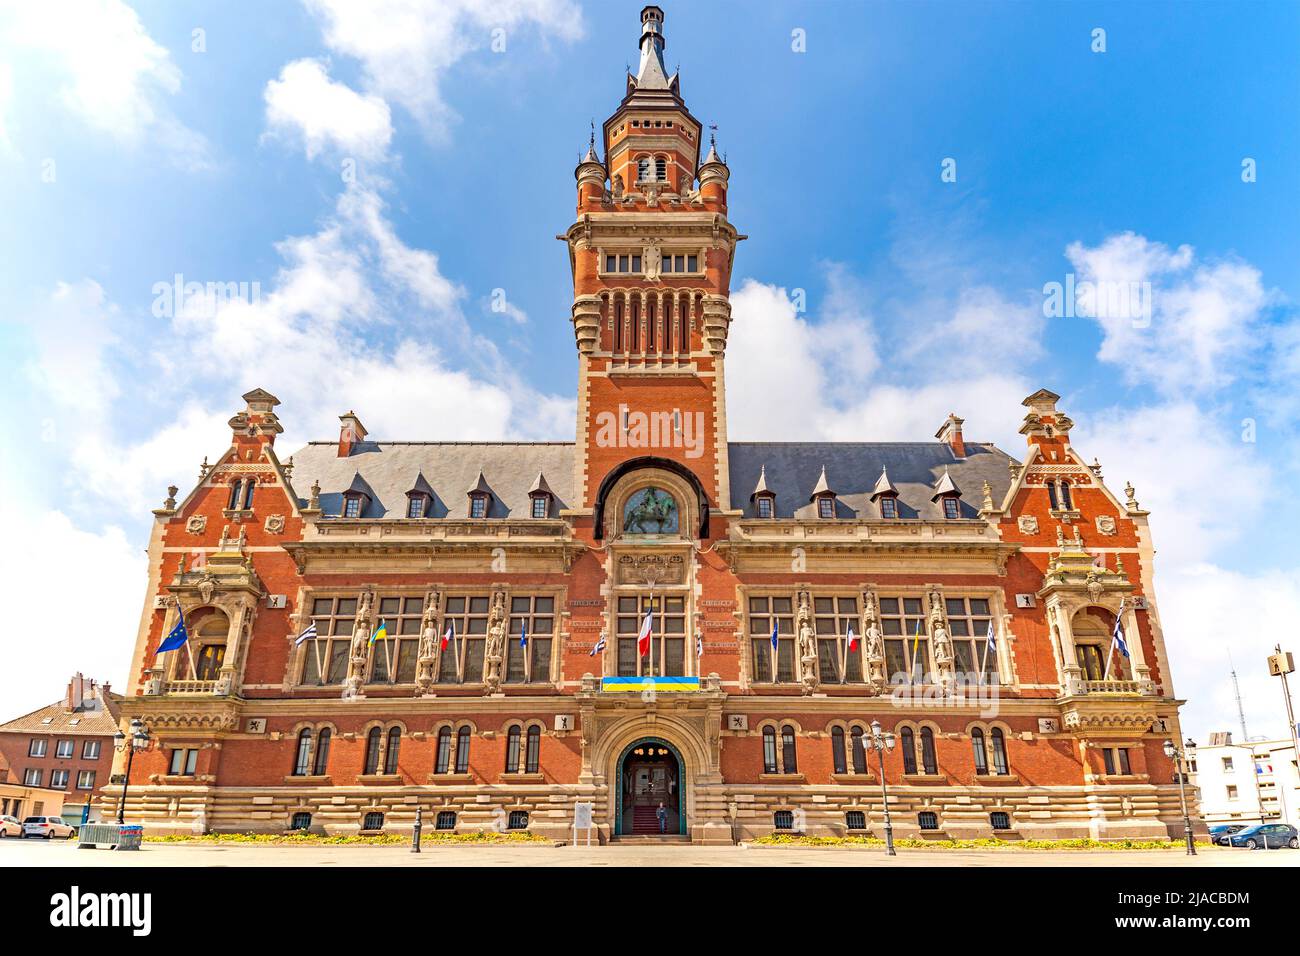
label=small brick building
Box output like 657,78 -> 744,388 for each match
0,674 -> 120,822
113,6 -> 1195,843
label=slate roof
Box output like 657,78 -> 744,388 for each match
0,695 -> 122,737
287,440 -> 1019,522
726,442 -> 1018,521
289,442 -> 577,520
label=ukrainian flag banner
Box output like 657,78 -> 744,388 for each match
601,676 -> 700,693
369,619 -> 388,648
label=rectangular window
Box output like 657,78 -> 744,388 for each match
369,596 -> 425,684
28,739 -> 47,758
531,496 -> 548,518
76,770 -> 95,790
1222,756 -> 1234,771
817,497 -> 834,518
879,596 -> 928,683
606,255 -> 616,272
880,496 -> 897,519
439,596 -> 491,683
616,594 -> 687,677
748,595 -> 795,683
301,596 -> 358,685
1102,747 -> 1132,776
945,597 -> 997,683
943,497 -> 959,519
24,769 -> 42,786
814,596 -> 863,683
756,496 -> 773,518
1226,785 -> 1238,799
506,595 -> 555,684
470,496 -> 487,518
436,811 -> 456,831
343,497 -> 361,518
407,497 -> 425,518
687,255 -> 698,272
631,255 -> 642,273
168,749 -> 198,776
50,770 -> 69,789
55,739 -> 74,759
82,740 -> 101,760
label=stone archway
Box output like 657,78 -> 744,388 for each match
615,737 -> 686,835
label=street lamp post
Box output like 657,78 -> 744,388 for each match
114,718 -> 151,826
1162,738 -> 1196,855
864,719 -> 898,857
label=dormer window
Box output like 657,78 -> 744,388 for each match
343,497 -> 362,518
526,471 -> 555,520
817,496 -> 835,519
756,495 -> 774,519
750,465 -> 776,519
341,470 -> 374,519
880,496 -> 898,519
931,468 -> 962,520
405,472 -> 435,520
470,495 -> 488,519
942,497 -> 960,520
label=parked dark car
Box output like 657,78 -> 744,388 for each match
1226,823 -> 1298,849
1208,823 -> 1247,846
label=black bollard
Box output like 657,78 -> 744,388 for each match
411,806 -> 422,853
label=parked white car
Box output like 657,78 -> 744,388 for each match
0,815 -> 22,838
22,816 -> 75,839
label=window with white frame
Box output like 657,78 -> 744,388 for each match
168,749 -> 198,776
879,597 -> 928,683
370,596 -> 424,684
28,739 -> 47,758
301,596 -> 357,685
813,595 -> 863,684
50,769 -> 69,789
55,740 -> 73,758
76,770 -> 95,790
748,595 -> 795,683
944,597 -> 997,682
82,740 -> 101,760
24,769 -> 41,786
438,596 -> 491,683
617,594 -> 686,677
507,595 -> 555,684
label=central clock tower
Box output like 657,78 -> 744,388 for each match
561,5 -> 744,535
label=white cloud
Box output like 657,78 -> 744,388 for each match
264,58 -> 393,161
301,0 -> 584,140
1064,232 -> 1270,395
0,0 -> 210,168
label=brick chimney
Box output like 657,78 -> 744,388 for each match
64,673 -> 84,711
338,411 -> 368,458
936,413 -> 966,458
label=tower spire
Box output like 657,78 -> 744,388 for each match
633,5 -> 672,91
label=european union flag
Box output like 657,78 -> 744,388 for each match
520,620 -> 528,648
158,612 -> 189,653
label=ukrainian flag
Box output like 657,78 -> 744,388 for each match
369,619 -> 388,648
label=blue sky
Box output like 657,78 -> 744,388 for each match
1,1 -> 1297,741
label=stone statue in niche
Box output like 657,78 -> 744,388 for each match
796,591 -> 818,696
623,487 -> 678,534
643,241 -> 662,280
862,593 -> 887,690
483,591 -> 507,694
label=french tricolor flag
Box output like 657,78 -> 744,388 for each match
637,608 -> 654,658
847,623 -> 858,652
441,620 -> 454,651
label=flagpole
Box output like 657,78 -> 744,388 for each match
313,625 -> 326,685
381,625 -> 393,682
186,641 -> 198,681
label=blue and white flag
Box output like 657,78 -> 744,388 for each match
158,609 -> 189,653
985,618 -> 996,653
295,621 -> 318,646
519,620 -> 528,648
696,632 -> 703,658
590,633 -> 607,657
1111,605 -> 1130,659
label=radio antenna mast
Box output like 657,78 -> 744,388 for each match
1228,649 -> 1249,741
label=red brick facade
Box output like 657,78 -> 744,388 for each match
113,7 -> 1193,843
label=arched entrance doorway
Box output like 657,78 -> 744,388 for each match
615,737 -> 685,836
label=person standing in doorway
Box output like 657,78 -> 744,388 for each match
656,802 -> 667,834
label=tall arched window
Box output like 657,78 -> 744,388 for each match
243,478 -> 255,509
384,728 -> 401,775
920,727 -> 938,775
525,726 -> 541,774
1059,480 -> 1073,510
990,728 -> 1009,776
435,727 -> 452,774
227,479 -> 243,511
654,155 -> 667,181
637,156 -> 650,181
293,729 -> 312,776
363,727 -> 382,775
971,728 -> 988,775
850,726 -> 867,774
455,726 -> 471,774
313,728 -> 331,775
831,726 -> 847,774
505,725 -> 521,773
762,726 -> 778,774
1047,480 -> 1060,510
781,725 -> 798,775
900,727 -> 918,774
